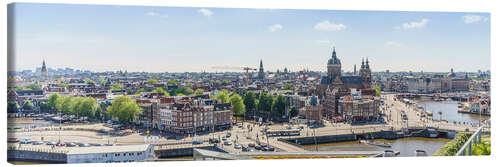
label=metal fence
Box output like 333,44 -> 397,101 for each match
455,125 -> 486,156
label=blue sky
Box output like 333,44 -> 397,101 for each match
10,3 -> 490,73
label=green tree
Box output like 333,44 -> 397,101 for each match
85,78 -> 95,85
147,79 -> 159,85
216,89 -> 230,103
167,79 -> 178,85
258,92 -> 273,114
222,79 -> 229,85
23,100 -> 35,110
59,96 -> 75,114
282,83 -> 293,90
7,101 -> 19,113
230,93 -> 245,116
289,106 -> 298,118
176,93 -> 186,96
271,94 -> 287,119
78,97 -> 99,118
107,96 -> 142,123
194,88 -> 204,96
95,107 -> 103,120
26,83 -> 42,90
48,93 -> 61,111
374,85 -> 381,97
110,83 -> 123,90
98,77 -> 107,86
154,87 -> 170,96
243,91 -> 257,116
39,102 -> 50,112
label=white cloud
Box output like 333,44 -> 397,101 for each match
314,21 -> 346,31
146,12 -> 168,18
146,12 -> 159,16
462,14 -> 488,24
400,19 -> 429,29
198,9 -> 213,17
385,41 -> 403,47
268,24 -> 283,32
315,40 -> 331,44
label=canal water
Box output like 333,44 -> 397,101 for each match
8,118 -> 56,129
303,137 -> 451,157
417,100 -> 487,125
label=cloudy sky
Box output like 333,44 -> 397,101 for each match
9,3 -> 490,73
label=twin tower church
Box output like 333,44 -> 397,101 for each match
318,46 -> 373,97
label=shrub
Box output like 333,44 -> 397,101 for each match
433,132 -> 472,156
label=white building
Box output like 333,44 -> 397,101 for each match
66,144 -> 154,163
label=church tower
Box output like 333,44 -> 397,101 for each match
40,60 -> 48,80
258,59 -> 265,80
359,58 -> 372,88
327,46 -> 341,84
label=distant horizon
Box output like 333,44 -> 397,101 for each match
8,3 -> 491,73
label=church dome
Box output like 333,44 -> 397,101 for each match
327,47 -> 341,66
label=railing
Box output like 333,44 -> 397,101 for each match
455,125 -> 485,156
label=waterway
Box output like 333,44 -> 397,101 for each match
7,118 -> 57,129
303,137 -> 451,157
417,100 -> 487,125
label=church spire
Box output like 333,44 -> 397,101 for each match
365,57 -> 370,69
332,45 -> 336,58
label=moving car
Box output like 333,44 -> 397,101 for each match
90,143 -> 105,146
223,141 -> 232,146
209,138 -> 220,144
192,140 -> 203,145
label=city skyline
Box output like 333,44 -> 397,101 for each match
8,3 -> 490,73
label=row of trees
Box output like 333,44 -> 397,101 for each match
47,93 -> 102,119
214,90 -> 246,116
243,91 -> 293,121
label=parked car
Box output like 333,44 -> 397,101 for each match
248,143 -> 256,147
46,141 -> 56,145
254,145 -> 262,150
234,143 -> 242,149
242,146 -> 250,151
221,137 -> 227,141
20,138 -> 32,144
66,142 -> 77,147
263,146 -> 275,151
90,143 -> 104,146
226,133 -> 231,138
223,141 -> 232,146
32,141 -> 44,145
8,138 -> 20,143
56,142 -> 66,147
77,143 -> 90,147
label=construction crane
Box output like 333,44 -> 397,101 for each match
211,66 -> 257,86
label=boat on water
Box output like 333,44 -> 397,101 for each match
427,128 -> 438,138
415,150 -> 428,156
361,140 -> 392,148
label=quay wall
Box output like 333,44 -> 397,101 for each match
7,150 -> 67,163
155,145 -> 226,158
282,128 -> 455,145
